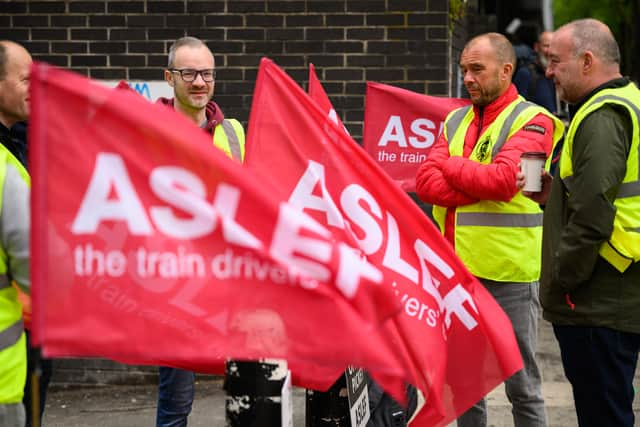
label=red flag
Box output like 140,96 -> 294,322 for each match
29,62 -> 409,389
363,82 -> 468,192
245,58 -> 523,426
308,63 -> 348,136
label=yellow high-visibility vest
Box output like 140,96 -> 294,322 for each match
0,143 -> 29,404
560,83 -> 640,272
214,119 -> 245,162
432,97 -> 564,282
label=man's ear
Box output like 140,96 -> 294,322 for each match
582,51 -> 594,74
164,70 -> 174,87
502,62 -> 513,81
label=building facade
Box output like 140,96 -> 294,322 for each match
0,0 -> 465,140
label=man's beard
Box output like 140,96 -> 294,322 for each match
539,55 -> 548,68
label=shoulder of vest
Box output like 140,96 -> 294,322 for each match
511,97 -> 542,112
446,105 -> 472,121
0,143 -> 19,167
573,86 -> 640,131
585,86 -> 640,111
222,118 -> 243,127
216,118 -> 246,149
509,97 -> 561,126
222,118 -> 244,132
563,85 -> 640,172
444,105 -> 472,142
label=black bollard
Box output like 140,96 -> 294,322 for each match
305,375 -> 350,427
224,359 -> 290,427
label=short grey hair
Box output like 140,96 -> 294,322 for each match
167,36 -> 210,68
567,19 -> 620,65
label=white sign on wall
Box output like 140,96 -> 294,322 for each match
101,80 -> 173,102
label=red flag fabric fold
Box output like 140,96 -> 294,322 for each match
246,59 -> 523,426
29,62 -> 408,389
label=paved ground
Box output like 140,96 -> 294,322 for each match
41,320 -> 640,426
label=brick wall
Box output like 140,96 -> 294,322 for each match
1,0 -> 452,140
2,0 -> 455,385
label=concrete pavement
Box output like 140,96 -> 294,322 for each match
41,320 -> 640,426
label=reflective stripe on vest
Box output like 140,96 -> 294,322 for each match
0,319 -> 23,352
491,101 -> 541,157
444,106 -> 472,144
562,93 -> 640,197
618,181 -> 640,198
0,275 -> 9,291
434,97 -> 564,282
589,94 -> 640,199
457,212 -> 543,227
220,119 -> 243,161
444,100 -> 552,156
560,85 -> 640,272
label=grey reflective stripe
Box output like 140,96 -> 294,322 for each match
492,100 -> 538,158
457,212 -> 543,227
624,227 -> 640,232
590,93 -> 640,198
445,106 -> 472,145
618,181 -> 640,198
0,274 -> 9,291
220,119 -> 243,161
566,166 -> 639,197
591,93 -> 640,123
563,174 -> 575,193
0,319 -> 23,352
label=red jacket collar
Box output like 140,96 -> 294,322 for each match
471,84 -> 519,125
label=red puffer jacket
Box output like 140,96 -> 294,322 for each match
415,84 -> 554,245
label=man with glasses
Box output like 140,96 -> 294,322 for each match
160,36 -> 244,161
155,36 -> 245,427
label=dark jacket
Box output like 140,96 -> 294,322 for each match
540,77 -> 640,333
0,121 -> 27,167
513,45 -> 557,114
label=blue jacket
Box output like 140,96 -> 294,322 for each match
513,45 -> 557,114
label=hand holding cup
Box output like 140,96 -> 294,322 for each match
520,152 -> 547,192
517,151 -> 552,205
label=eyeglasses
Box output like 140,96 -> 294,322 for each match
168,68 -> 216,83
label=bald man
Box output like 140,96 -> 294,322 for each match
535,31 -> 552,67
416,33 -> 565,427
0,40 -> 32,427
537,19 -> 640,426
513,25 -> 558,115
0,41 -> 30,163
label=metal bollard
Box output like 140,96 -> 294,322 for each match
224,359 -> 290,427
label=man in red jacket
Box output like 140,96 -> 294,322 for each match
416,33 -> 564,427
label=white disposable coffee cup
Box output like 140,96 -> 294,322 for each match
520,152 -> 547,192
